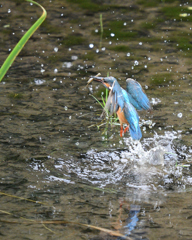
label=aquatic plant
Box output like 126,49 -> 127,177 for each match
161,6 -> 192,22
109,45 -> 131,52
100,14 -> 103,48
66,0 -> 108,12
104,20 -> 138,40
0,0 -> 47,82
60,35 -> 86,47
150,73 -> 174,86
88,74 -> 119,132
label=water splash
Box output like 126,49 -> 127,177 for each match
59,132 -> 191,194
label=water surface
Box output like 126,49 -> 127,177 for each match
0,0 -> 192,239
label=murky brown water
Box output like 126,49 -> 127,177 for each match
0,0 -> 192,239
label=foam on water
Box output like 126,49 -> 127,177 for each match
59,131 -> 192,194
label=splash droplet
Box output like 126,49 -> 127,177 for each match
89,43 -> 94,49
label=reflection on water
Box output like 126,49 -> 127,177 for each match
124,204 -> 140,235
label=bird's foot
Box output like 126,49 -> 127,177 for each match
120,126 -> 124,137
120,126 -> 129,137
123,126 -> 129,134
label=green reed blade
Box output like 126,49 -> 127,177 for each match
99,14 -> 103,49
0,0 -> 47,82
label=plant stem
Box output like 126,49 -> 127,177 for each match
99,14 -> 103,49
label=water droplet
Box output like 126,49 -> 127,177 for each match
177,113 -> 183,118
134,60 -> 139,66
95,29 -> 98,33
96,49 -> 99,53
71,55 -> 78,60
54,68 -> 58,73
62,62 -> 72,68
54,47 -> 58,52
109,41 -> 112,45
139,42 -> 143,45
34,79 -> 46,85
151,98 -> 161,105
123,22 -> 127,26
144,65 -> 147,68
110,33 -> 115,37
89,43 -> 94,48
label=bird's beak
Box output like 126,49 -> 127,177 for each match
87,74 -> 103,85
87,75 -> 111,89
92,77 -> 112,89
92,76 -> 104,83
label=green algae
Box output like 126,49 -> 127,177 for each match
150,73 -> 174,85
60,35 -> 86,47
109,45 -> 131,52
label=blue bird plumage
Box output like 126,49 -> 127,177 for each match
91,76 -> 150,140
126,78 -> 151,110
122,89 -> 142,140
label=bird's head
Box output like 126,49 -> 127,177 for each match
92,76 -> 116,89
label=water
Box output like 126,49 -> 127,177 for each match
0,0 -> 192,239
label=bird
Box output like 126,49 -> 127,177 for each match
91,76 -> 151,140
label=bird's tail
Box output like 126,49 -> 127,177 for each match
124,102 -> 142,140
129,125 -> 142,140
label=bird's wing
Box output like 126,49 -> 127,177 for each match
101,79 -> 125,117
124,102 -> 142,140
126,78 -> 151,110
111,79 -> 125,110
101,89 -> 118,118
122,88 -> 142,140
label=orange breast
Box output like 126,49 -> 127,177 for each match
103,82 -> 110,89
117,108 -> 129,126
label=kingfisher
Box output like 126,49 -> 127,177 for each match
89,76 -> 151,140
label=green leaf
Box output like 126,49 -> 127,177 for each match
0,0 -> 47,82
